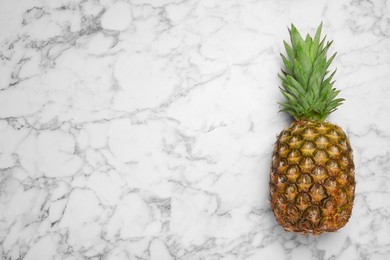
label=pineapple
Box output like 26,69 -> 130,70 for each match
270,23 -> 355,235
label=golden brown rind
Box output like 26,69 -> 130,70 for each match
270,121 -> 355,235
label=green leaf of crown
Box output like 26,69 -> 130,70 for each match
279,23 -> 344,122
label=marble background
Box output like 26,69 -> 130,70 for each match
0,0 -> 389,259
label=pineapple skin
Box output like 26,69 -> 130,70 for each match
270,120 -> 355,235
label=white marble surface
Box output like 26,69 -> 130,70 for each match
0,0 -> 389,259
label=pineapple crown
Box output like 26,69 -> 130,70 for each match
279,23 -> 344,122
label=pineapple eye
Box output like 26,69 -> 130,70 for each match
305,127 -> 317,135
313,150 -> 329,164
339,139 -> 350,150
304,157 -> 314,166
277,194 -> 287,203
310,184 -> 327,202
287,165 -> 298,174
300,157 -> 315,172
286,204 -> 299,222
290,136 -> 300,142
287,149 -> 301,164
291,124 -> 301,132
312,166 -> 329,183
316,124 -> 330,133
301,141 -> 315,150
286,165 -> 300,181
337,171 -> 348,186
296,192 -> 311,211
327,145 -> 341,157
277,159 -> 288,172
335,128 -> 346,138
326,129 -> 344,142
270,184 -> 278,194
338,190 -> 347,205
279,130 -> 291,144
288,135 -> 302,148
286,183 -> 297,193
277,174 -> 288,184
288,149 -> 300,158
324,177 -> 338,192
306,205 -> 321,219
315,135 -> 330,148
301,127 -> 318,140
340,156 -> 350,167
313,166 -> 328,175
279,159 -> 287,167
298,220 -> 313,231
285,184 -> 298,201
299,174 -> 312,184
278,145 -> 289,157
326,160 -> 340,173
297,174 -> 313,191
300,141 -> 316,156
276,194 -> 287,210
305,206 -> 321,226
337,209 -> 349,222
310,184 -> 325,195
327,129 -> 340,137
323,197 -> 336,209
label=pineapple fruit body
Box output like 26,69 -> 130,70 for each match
270,121 -> 355,235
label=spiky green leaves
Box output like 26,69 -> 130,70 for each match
279,23 -> 344,122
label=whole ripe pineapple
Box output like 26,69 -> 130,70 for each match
270,23 -> 355,235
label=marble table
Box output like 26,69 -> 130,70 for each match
0,0 -> 389,259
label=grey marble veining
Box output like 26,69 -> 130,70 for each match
0,0 -> 389,259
